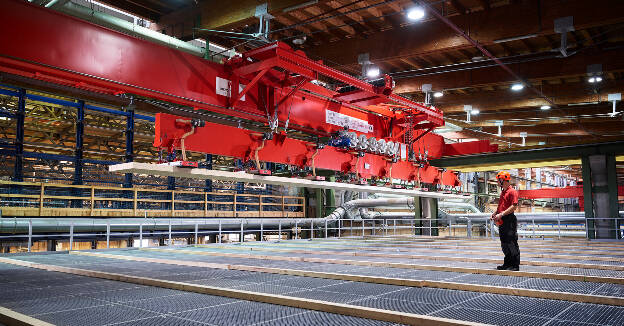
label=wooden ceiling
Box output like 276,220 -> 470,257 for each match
87,0 -> 624,151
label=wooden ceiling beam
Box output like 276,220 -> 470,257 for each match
302,5 -> 356,35
449,0 -> 467,15
317,2 -> 371,34
301,0 -> 624,67
199,0 -> 315,30
394,46 -> 624,93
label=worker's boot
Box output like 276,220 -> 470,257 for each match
496,265 -> 508,270
506,266 -> 519,271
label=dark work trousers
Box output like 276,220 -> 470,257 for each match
498,213 -> 520,268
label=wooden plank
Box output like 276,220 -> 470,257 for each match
90,187 -> 95,217
0,194 -> 40,199
0,257 -> 488,326
39,184 -> 44,216
194,244 -> 624,271
135,199 -> 172,203
133,189 -> 137,216
43,195 -> 91,200
169,200 -> 206,204
93,198 -> 134,202
151,247 -> 624,285
245,241 -> 624,262
72,251 -> 624,307
0,306 -> 55,326
204,192 -> 208,215
0,180 -> 42,187
171,191 -> 175,214
110,162 -> 468,199
322,237 -> 624,252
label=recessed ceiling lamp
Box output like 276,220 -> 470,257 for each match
471,108 -> 480,115
511,83 -> 524,91
588,76 -> 603,83
540,105 -> 551,110
366,66 -> 380,78
292,36 -> 307,45
433,91 -> 443,98
407,8 -> 425,21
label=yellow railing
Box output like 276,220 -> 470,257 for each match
0,180 -> 305,218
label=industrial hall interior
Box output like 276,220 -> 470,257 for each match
1,0 -> 624,325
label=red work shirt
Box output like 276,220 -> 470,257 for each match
496,186 -> 518,215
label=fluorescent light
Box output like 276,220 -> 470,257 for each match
366,66 -> 380,78
471,109 -> 480,115
433,91 -> 443,98
511,83 -> 524,91
540,105 -> 551,110
493,34 -> 538,44
407,8 -> 425,21
588,76 -> 602,83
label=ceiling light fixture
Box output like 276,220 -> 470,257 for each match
366,66 -> 380,78
433,91 -> 443,98
519,132 -> 528,146
540,105 -> 551,110
511,83 -> 524,91
407,8 -> 425,21
494,120 -> 504,137
464,105 -> 473,123
471,109 -> 480,115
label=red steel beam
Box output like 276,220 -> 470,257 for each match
519,186 -> 624,199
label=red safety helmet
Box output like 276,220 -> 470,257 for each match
496,171 -> 511,181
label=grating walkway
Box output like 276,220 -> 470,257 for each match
3,251 -> 624,325
0,262 -> 402,326
2,237 -> 624,326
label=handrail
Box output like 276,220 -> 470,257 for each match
0,180 -> 305,218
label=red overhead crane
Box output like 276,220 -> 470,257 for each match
0,0 -> 498,186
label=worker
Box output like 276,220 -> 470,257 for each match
491,171 -> 520,271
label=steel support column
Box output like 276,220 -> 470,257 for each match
315,188 -> 324,218
71,100 -> 85,208
606,154 -> 619,239
235,159 -> 244,194
123,107 -> 134,188
581,156 -> 594,238
13,88 -> 25,182
205,154 -> 213,192
167,176 -> 176,190
73,100 -> 84,185
326,176 -> 336,223
413,196 -> 421,235
586,154 -> 617,239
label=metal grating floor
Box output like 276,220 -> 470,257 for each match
5,248 -> 624,326
0,262 -> 402,326
88,248 -> 624,296
4,237 -> 624,326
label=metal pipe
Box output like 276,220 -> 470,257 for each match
0,217 -> 328,233
55,2 -> 205,57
